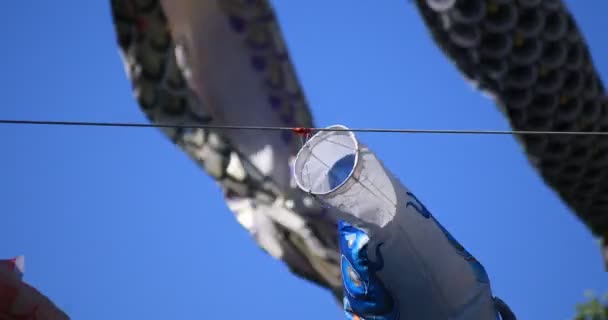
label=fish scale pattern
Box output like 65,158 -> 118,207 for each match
109,0 -> 343,300
415,0 -> 608,243
109,0 -> 608,308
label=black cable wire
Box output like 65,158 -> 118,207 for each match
1,119 -> 608,136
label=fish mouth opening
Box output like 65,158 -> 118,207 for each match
294,125 -> 359,195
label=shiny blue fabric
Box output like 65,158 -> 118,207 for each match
338,192 -> 492,319
338,220 -> 399,319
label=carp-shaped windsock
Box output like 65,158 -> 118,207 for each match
294,125 -> 509,319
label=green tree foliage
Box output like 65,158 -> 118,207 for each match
574,292 -> 608,320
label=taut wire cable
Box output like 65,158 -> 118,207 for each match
1,119 -> 608,136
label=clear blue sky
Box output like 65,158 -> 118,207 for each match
1,1 -> 606,319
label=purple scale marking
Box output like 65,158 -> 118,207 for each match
268,95 -> 281,110
250,55 -> 267,71
228,15 -> 246,33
